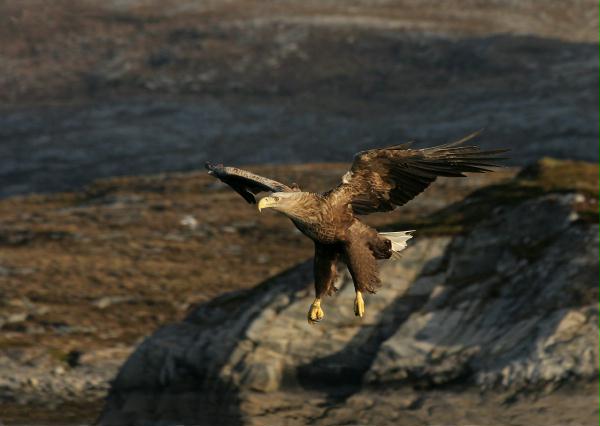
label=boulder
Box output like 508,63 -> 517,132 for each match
99,178 -> 598,426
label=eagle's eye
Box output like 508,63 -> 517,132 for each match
273,196 -> 280,202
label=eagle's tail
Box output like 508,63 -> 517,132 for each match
380,231 -> 414,260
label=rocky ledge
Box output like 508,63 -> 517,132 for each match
99,160 -> 598,426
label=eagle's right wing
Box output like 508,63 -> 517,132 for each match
205,162 -> 298,204
327,132 -> 507,215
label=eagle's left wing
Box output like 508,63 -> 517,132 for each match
327,132 -> 507,215
205,162 -> 298,204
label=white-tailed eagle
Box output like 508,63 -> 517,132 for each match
207,132 -> 506,323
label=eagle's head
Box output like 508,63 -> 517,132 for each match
257,192 -> 309,216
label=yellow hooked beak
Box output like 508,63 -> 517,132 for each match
258,196 -> 278,212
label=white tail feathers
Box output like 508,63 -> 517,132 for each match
380,230 -> 415,259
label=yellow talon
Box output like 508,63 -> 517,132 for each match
354,291 -> 365,318
307,298 -> 324,324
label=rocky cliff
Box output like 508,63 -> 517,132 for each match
0,162 -> 514,424
99,160 -> 599,426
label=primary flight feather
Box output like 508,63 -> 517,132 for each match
206,132 -> 507,323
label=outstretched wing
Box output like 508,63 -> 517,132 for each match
328,132 -> 508,215
205,162 -> 298,204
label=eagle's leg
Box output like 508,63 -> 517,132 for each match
307,298 -> 324,324
343,231 -> 381,320
309,243 -> 340,325
354,291 -> 365,318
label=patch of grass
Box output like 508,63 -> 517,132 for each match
522,157 -> 598,197
394,158 -> 599,236
577,209 -> 599,223
0,400 -> 104,425
48,347 -> 69,364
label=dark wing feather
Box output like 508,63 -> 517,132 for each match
343,234 -> 381,293
205,162 -> 297,204
329,132 -> 508,215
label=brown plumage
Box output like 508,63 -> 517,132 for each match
206,132 -> 507,323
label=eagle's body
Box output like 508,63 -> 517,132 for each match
207,132 -> 506,323
284,192 -> 353,243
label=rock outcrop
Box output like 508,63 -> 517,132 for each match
99,162 -> 598,426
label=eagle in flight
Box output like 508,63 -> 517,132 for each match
206,132 -> 505,324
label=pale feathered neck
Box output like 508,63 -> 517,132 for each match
280,192 -> 322,220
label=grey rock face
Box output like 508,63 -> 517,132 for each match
367,194 -> 598,390
99,193 -> 598,425
0,345 -> 133,408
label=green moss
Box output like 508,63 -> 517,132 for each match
577,209 -> 599,224
0,339 -> 34,349
522,157 -> 599,197
48,348 -> 69,364
395,158 -> 599,236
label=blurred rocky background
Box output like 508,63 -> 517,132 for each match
0,0 -> 597,425
1,0 -> 598,198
